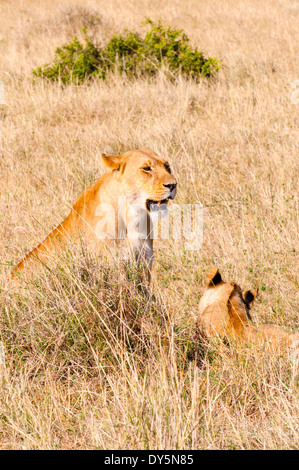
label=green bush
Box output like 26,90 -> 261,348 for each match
33,20 -> 220,84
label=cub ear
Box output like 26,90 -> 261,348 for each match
102,154 -> 122,170
206,267 -> 222,287
242,289 -> 258,306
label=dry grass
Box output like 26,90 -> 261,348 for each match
0,0 -> 298,449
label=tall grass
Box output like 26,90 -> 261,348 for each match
0,0 -> 298,449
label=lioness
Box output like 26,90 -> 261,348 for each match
194,267 -> 299,353
14,149 -> 177,278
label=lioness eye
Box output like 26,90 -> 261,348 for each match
164,162 -> 171,174
143,166 -> 152,172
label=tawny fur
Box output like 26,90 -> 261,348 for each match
195,267 -> 299,353
14,149 -> 177,277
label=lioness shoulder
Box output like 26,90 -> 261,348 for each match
14,149 -> 177,278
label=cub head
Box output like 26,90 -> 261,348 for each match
195,267 -> 258,339
102,149 -> 177,213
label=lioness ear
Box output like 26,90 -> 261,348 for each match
242,289 -> 258,306
206,267 -> 222,287
102,154 -> 122,170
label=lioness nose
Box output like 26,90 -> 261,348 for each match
163,182 -> 177,192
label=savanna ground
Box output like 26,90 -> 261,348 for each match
0,0 -> 298,450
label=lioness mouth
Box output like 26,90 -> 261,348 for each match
146,198 -> 169,212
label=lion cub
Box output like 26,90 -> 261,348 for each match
194,267 -> 299,353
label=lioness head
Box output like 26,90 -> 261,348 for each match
195,267 -> 257,339
195,267 -> 299,354
102,149 -> 177,214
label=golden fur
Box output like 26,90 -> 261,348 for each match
14,149 -> 177,276
195,267 -> 299,353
